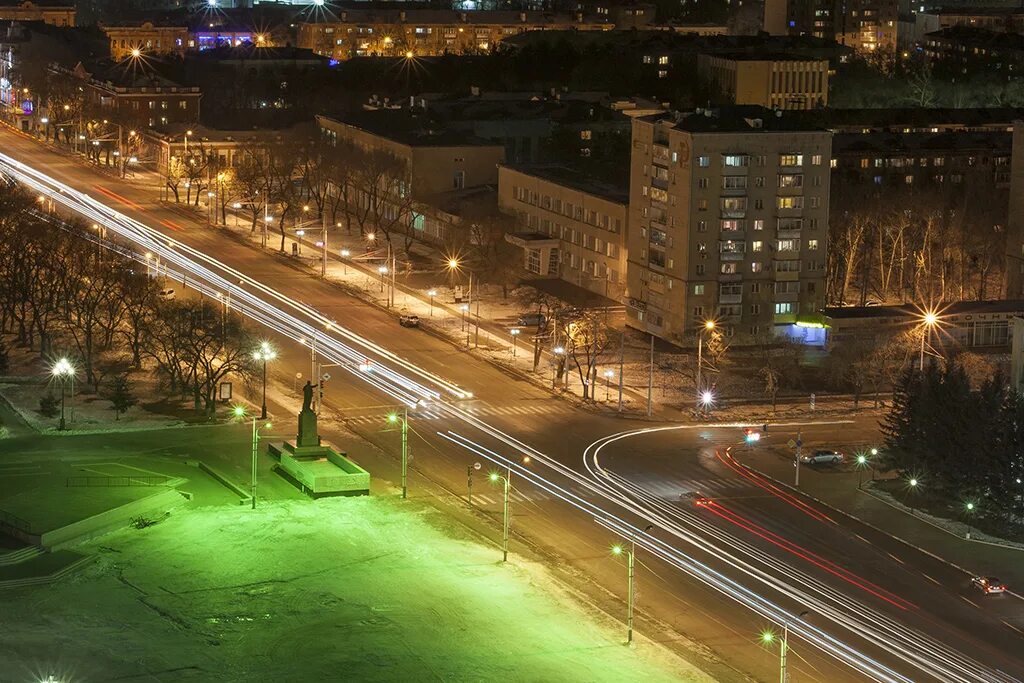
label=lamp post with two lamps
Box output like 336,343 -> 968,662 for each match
510,328 -> 520,357
611,524 -> 654,644
233,405 -> 271,510
489,468 -> 512,562
387,408 -> 410,499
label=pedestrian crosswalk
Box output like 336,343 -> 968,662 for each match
341,402 -> 567,426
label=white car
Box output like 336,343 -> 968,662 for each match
800,449 -> 844,465
158,288 -> 176,300
972,576 -> 1007,594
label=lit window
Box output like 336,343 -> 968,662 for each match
693,284 -> 705,295
752,240 -> 763,252
808,239 -> 819,250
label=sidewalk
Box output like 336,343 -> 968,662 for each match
734,447 -> 1024,585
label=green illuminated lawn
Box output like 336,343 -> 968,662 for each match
1,497 -> 715,682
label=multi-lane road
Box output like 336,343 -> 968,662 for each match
2,129 -> 1022,683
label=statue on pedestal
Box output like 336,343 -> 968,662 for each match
297,380 -> 320,448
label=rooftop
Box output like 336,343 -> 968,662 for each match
825,300 -> 1024,320
318,111 -> 504,148
644,106 -> 828,133
504,163 -> 629,205
832,129 -> 1011,155
703,50 -> 830,62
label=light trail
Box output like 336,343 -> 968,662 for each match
1,152 -> 1017,683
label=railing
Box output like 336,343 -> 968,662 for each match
65,476 -> 170,488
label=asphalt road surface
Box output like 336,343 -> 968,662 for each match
2,131 -> 1022,683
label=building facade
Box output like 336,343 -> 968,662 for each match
297,9 -> 612,60
698,53 -> 829,110
103,22 -> 281,60
1007,123 -> 1024,298
0,1 -> 74,26
498,164 -> 628,301
626,109 -> 832,345
767,0 -> 897,54
58,62 -> 201,129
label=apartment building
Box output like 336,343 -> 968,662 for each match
765,0 -> 897,54
297,9 -> 612,60
0,0 -> 74,27
698,52 -> 829,110
1006,122 -> 1024,298
626,108 -> 832,346
498,164 -> 628,301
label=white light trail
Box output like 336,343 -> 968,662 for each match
1,153 -> 1016,683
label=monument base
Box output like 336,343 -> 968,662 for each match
267,440 -> 370,498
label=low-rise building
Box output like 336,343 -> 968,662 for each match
626,107 -> 832,346
498,164 -> 629,301
0,0 -> 73,27
298,9 -> 613,60
924,26 -> 1024,76
698,52 -> 829,110
317,112 -> 506,199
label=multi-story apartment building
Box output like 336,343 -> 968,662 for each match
1006,123 -> 1024,298
0,0 -> 74,26
766,0 -> 897,54
923,26 -> 1024,77
498,164 -> 628,301
626,108 -> 832,345
298,9 -> 612,60
698,52 -> 829,110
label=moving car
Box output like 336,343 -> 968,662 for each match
972,576 -> 1007,594
399,314 -> 420,328
800,449 -> 844,465
681,491 -> 712,507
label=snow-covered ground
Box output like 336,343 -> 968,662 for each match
2,498 -> 715,683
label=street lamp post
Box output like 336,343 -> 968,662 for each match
510,328 -> 520,357
428,289 -> 437,317
920,310 -> 938,370
388,408 -> 409,499
611,524 -> 653,644
856,453 -> 868,489
696,319 -> 715,410
964,501 -> 976,539
251,416 -> 271,509
761,611 -> 809,683
252,342 -> 276,419
467,461 -> 481,507
51,358 -> 75,431
604,369 -> 614,401
908,477 -> 919,514
340,249 -> 351,276
489,469 -> 512,562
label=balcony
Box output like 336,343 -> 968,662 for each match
720,209 -> 746,219
718,272 -> 743,282
721,251 -> 745,261
721,185 -> 747,196
774,269 -> 800,282
719,293 -> 743,304
773,291 -> 800,303
651,176 -> 669,191
776,229 -> 801,239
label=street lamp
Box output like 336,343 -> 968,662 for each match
51,358 -> 75,430
761,611 -> 809,683
489,468 -> 512,562
699,389 -> 715,415
427,289 -> 437,317
340,248 -> 351,275
252,342 -> 276,419
696,319 -> 715,408
964,500 -> 976,539
604,369 -> 614,401
235,406 -> 271,510
919,309 -> 939,370
378,265 -> 388,293
387,408 -> 409,499
447,257 -> 474,336
855,452 -> 869,489
611,524 -> 653,644
510,327 -> 520,357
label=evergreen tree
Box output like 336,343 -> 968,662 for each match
104,374 -> 136,420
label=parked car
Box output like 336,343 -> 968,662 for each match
800,449 -> 844,465
399,314 -> 420,328
158,288 -> 176,300
972,576 -> 1007,594
516,312 -> 546,327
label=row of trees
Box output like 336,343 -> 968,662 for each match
882,361 -> 1024,516
0,185 -> 256,416
828,180 -> 1007,306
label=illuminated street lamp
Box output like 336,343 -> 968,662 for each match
855,452 -> 869,489
252,342 -> 276,419
378,264 -> 388,293
696,319 -> 715,408
699,389 -> 715,415
387,409 -> 409,499
604,369 -> 615,401
761,611 -> 809,683
234,406 -> 271,510
510,327 -> 520,357
611,524 -> 653,644
51,358 -> 75,430
489,468 -> 512,561
919,309 -> 940,370
427,288 -> 437,317
964,500 -> 977,539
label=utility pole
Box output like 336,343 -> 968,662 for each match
617,331 -> 624,412
646,334 -> 654,417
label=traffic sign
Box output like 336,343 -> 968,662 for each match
322,372 -> 331,381
787,439 -> 796,449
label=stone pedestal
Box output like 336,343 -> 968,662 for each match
297,408 -> 319,448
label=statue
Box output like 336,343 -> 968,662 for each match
301,380 -> 318,413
